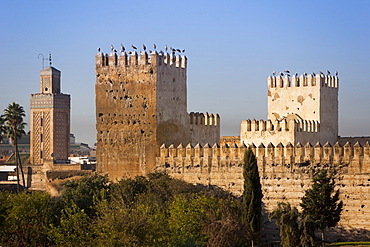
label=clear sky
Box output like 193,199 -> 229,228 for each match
1,0 -> 369,147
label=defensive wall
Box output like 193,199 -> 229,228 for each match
157,141 -> 370,241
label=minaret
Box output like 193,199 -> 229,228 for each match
30,63 -> 70,165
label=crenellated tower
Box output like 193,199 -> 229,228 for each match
95,49 -> 219,180
241,73 -> 339,146
30,66 -> 71,165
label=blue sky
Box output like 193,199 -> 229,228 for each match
1,0 -> 369,146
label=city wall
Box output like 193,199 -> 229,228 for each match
157,141 -> 370,241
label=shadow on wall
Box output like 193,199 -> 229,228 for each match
264,214 -> 370,243
326,226 -> 370,242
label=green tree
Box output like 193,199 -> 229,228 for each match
3,102 -> 27,191
299,215 -> 316,247
93,172 -> 246,247
300,169 -> 343,245
0,191 -> 51,247
48,202 -> 92,246
269,202 -> 316,247
57,173 -> 110,217
242,147 -> 263,247
269,202 -> 301,247
0,191 -> 11,235
203,198 -> 246,247
168,194 -> 214,245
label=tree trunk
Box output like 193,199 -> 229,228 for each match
321,229 -> 326,247
13,136 -> 25,191
15,147 -> 20,193
16,143 -> 26,188
251,239 -> 254,247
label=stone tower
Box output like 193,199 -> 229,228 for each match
241,73 -> 338,146
30,66 -> 70,164
267,74 -> 338,144
95,50 -> 220,180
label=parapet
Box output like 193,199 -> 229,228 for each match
189,112 -> 220,126
158,141 -> 370,168
95,50 -> 187,69
268,73 -> 338,89
240,118 -> 319,133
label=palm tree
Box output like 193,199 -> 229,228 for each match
3,102 -> 27,191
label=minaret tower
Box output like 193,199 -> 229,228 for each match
30,58 -> 70,165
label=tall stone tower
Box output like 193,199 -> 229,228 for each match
95,50 -> 192,179
30,66 -> 70,164
96,48 -> 220,180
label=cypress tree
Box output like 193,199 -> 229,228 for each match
242,147 -> 263,247
269,202 -> 301,247
300,169 -> 343,245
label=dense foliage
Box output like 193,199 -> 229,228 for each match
0,172 -> 248,246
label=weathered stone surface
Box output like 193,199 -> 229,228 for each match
95,51 -> 220,180
158,143 -> 370,241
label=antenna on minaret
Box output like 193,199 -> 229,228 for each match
38,53 -> 48,69
49,52 -> 52,66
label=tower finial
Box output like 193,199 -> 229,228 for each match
49,52 -> 52,66
38,53 -> 48,69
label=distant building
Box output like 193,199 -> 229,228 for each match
30,66 -> 71,164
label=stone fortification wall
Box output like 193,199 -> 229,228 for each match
157,141 -> 370,241
240,118 -> 320,146
220,136 -> 240,146
189,112 -> 220,146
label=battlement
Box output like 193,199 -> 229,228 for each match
240,118 -> 319,133
189,112 -> 220,126
158,141 -> 370,166
188,112 -> 220,146
268,73 -> 338,89
95,51 -> 187,69
240,118 -> 321,146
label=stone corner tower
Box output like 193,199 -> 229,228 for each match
30,66 -> 71,165
95,50 -> 191,180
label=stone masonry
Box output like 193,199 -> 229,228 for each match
95,48 -> 368,241
95,50 -> 220,181
157,142 -> 370,241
